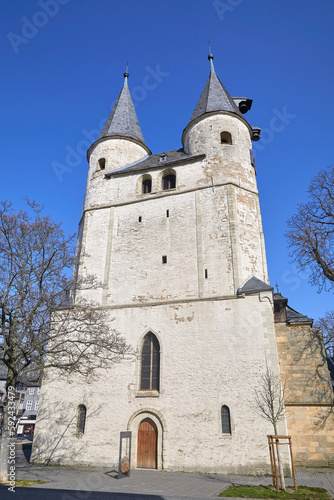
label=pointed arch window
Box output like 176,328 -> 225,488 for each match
77,404 -> 86,434
221,405 -> 231,434
140,333 -> 160,392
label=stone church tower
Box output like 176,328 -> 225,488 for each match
32,54 -> 295,473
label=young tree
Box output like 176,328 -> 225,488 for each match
286,165 -> 334,292
0,200 -> 131,483
253,367 -> 286,490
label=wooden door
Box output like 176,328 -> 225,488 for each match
137,418 -> 157,468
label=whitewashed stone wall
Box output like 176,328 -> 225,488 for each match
32,295 -> 289,473
33,110 -> 287,473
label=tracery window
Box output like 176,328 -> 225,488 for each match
140,332 -> 160,391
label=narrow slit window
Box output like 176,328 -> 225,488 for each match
205,269 -> 208,279
221,405 -> 231,434
77,404 -> 86,434
162,255 -> 167,264
139,216 -> 142,223
98,158 -> 106,170
166,210 -> 169,218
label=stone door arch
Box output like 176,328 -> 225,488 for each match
127,409 -> 166,470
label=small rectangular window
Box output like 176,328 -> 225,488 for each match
138,216 -> 142,223
205,269 -> 208,279
98,158 -> 106,170
162,255 -> 167,264
29,388 -> 34,395
35,401 -> 39,411
166,210 -> 169,218
26,400 -> 32,411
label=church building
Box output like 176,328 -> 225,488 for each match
32,53 -> 334,473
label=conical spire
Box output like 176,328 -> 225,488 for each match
189,53 -> 242,125
99,68 -> 148,148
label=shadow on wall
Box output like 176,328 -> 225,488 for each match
31,397 -> 104,466
286,325 -> 334,429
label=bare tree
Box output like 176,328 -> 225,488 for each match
254,367 -> 286,435
0,200 -> 132,483
286,165 -> 334,293
253,366 -> 286,490
315,312 -> 334,357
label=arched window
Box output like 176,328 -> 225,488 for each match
98,158 -> 106,170
220,132 -> 232,145
77,404 -> 86,434
221,405 -> 231,434
162,174 -> 176,190
142,178 -> 152,194
140,333 -> 160,391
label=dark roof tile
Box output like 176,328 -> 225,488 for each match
189,71 -> 243,126
286,305 -> 313,324
237,276 -> 273,294
99,80 -> 147,148
107,149 -> 205,177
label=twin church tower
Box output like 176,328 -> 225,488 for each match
32,54 -> 333,473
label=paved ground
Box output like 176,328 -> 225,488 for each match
0,443 -> 333,500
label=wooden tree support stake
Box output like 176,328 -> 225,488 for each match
267,435 -> 297,491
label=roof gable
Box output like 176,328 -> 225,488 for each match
237,276 -> 273,294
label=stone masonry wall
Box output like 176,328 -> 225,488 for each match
32,295 -> 289,474
275,322 -> 334,466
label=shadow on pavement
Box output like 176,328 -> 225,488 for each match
1,487 -> 167,500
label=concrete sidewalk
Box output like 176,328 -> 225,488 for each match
0,444 -> 333,500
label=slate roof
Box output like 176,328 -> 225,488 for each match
273,293 -> 313,324
99,77 -> 148,149
286,305 -> 313,324
189,69 -> 243,126
107,149 -> 205,177
237,276 -> 273,294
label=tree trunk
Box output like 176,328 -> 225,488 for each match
0,384 -> 16,484
276,439 -> 286,491
0,400 -> 10,483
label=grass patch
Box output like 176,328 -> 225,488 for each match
0,480 -> 47,488
219,485 -> 331,499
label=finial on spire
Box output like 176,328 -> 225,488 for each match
275,282 -> 280,294
208,40 -> 215,73
123,62 -> 129,86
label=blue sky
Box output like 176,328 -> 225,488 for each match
1,0 -> 334,321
